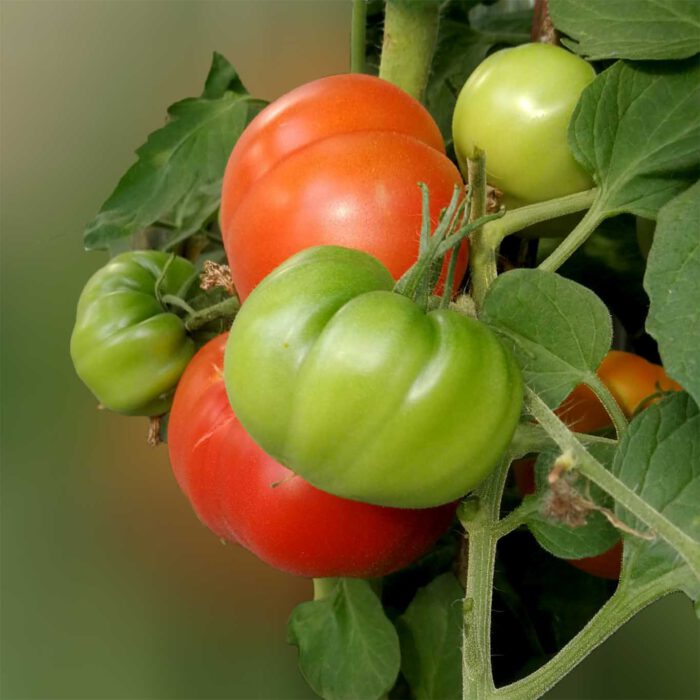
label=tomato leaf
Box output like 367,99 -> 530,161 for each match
644,182 -> 700,406
83,53 -> 266,252
569,58 -> 700,220
526,445 -> 620,560
549,0 -> 700,61
396,573 -> 463,700
481,269 -> 612,408
614,392 -> 700,601
287,579 -> 400,700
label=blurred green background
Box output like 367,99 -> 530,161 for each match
1,1 -> 697,699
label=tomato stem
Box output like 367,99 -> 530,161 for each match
538,199 -> 606,272
494,571 -> 683,699
350,0 -> 367,73
481,188 -> 597,244
466,149 -> 495,310
184,295 -> 240,332
585,373 -> 629,438
378,0 -> 441,101
313,577 -> 338,601
459,458 -> 509,700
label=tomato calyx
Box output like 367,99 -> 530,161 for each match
393,183 -> 504,309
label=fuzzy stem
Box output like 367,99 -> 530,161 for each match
460,459 -> 509,700
351,0 -> 367,73
538,201 -> 606,272
378,0 -> 441,101
184,295 -> 240,332
466,149 -> 494,310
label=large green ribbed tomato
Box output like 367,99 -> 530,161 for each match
70,251 -> 196,415
224,246 -> 523,509
452,43 -> 596,206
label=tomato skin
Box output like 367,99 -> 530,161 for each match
516,350 -> 681,579
225,246 -> 523,509
452,43 -> 595,205
70,251 -> 196,416
220,74 -> 465,300
168,334 -> 457,578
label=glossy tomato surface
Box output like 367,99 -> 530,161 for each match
168,334 -> 457,578
452,43 -> 595,205
225,246 -> 523,509
220,74 -> 465,299
515,350 -> 681,579
70,251 -> 196,416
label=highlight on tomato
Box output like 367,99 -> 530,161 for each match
452,43 -> 596,206
167,333 -> 458,578
220,73 -> 466,300
515,350 -> 682,579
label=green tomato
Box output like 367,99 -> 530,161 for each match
225,246 -> 523,509
70,251 -> 196,416
452,43 -> 596,205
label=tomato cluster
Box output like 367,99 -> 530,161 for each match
71,50 -> 659,582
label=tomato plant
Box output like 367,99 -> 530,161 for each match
452,43 -> 595,206
69,1 -> 700,698
225,245 -> 523,509
70,251 -> 197,415
220,73 -> 466,299
168,333 -> 457,578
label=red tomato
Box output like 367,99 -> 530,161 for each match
515,350 -> 681,580
220,74 -> 466,300
168,334 -> 457,578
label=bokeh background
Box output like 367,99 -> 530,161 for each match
1,1 -> 697,699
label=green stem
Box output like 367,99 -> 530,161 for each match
350,0 -> 367,73
493,498 -> 539,540
481,188 -> 598,245
378,0 -> 441,101
586,374 -> 628,438
495,572 -> 682,699
509,422 -> 616,461
538,200 -> 606,272
460,459 -> 509,700
525,388 -> 700,580
313,577 -> 338,601
184,295 -> 240,332
466,149 -> 493,310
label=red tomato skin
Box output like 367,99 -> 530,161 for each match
568,541 -> 623,580
220,74 -> 465,300
168,335 -> 457,578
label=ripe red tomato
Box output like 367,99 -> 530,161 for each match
168,334 -> 457,578
515,350 -> 681,580
220,74 -> 465,300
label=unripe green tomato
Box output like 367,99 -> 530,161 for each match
452,43 -> 596,204
70,251 -> 196,416
225,246 -> 524,509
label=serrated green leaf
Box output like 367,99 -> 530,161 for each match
287,579 -> 400,700
84,54 -> 266,251
550,0 -> 700,61
569,59 -> 700,220
527,445 -> 620,560
645,182 -> 700,406
396,573 -> 463,700
481,269 -> 612,408
614,393 -> 700,602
